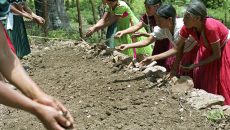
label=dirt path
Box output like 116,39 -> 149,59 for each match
0,43 -> 215,130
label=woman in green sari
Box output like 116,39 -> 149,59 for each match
86,0 -> 152,60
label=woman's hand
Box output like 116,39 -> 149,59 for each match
181,64 -> 197,70
35,103 -> 74,130
163,69 -> 177,81
139,56 -> 155,66
34,16 -> 45,25
115,44 -> 129,51
115,31 -> 125,38
85,26 -> 96,37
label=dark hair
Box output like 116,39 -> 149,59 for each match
144,0 -> 162,5
186,0 -> 207,19
157,4 -> 176,22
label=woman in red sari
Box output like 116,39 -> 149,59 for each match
172,0 -> 230,104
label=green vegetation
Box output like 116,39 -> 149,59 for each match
207,109 -> 225,122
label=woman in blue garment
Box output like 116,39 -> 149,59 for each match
7,0 -> 45,59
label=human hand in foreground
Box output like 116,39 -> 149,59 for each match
35,103 -> 74,130
33,93 -> 74,128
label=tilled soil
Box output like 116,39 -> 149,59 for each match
0,42 -> 217,130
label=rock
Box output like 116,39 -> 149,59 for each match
115,123 -> 123,129
44,47 -> 50,51
112,56 -> 121,63
157,78 -> 163,83
67,42 -> 75,47
143,65 -> 166,74
105,111 -> 112,116
113,104 -> 128,110
74,41 -> 80,46
113,61 -> 122,67
112,67 -> 120,73
93,51 -> 99,56
122,57 -> 133,65
105,48 -> 114,55
186,89 -> 225,109
100,48 -> 114,56
132,68 -> 140,72
169,76 -> 178,85
159,98 -> 164,101
86,55 -> 94,59
211,105 -> 223,109
96,43 -> 107,50
146,61 -> 157,67
224,107 -> 230,116
171,76 -> 194,94
131,99 -> 143,105
222,105 -> 230,111
144,66 -> 166,83
113,50 -> 129,58
78,42 -> 90,49
86,50 -> 94,54
123,124 -> 141,130
112,51 -> 132,65
100,50 -> 107,56
212,105 -> 230,116
143,67 -> 154,74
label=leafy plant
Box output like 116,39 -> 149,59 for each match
207,109 -> 225,122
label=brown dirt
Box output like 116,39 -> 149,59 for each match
0,42 -> 220,130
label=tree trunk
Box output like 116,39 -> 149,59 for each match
65,0 -> 70,10
89,0 -> 97,25
89,0 -> 100,39
98,2 -> 106,40
76,0 -> 83,38
43,0 -> 48,37
34,0 -> 71,30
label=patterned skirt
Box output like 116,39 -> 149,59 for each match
8,15 -> 31,58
